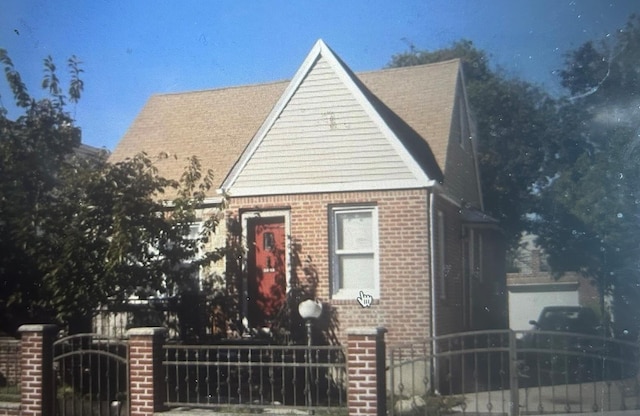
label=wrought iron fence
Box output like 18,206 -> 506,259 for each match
388,329 -> 640,415
0,338 -> 20,401
162,342 -> 347,411
53,334 -> 128,416
93,295 -> 224,341
93,301 -> 180,340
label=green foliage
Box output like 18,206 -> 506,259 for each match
221,219 -> 340,345
388,39 -> 493,84
0,51 -> 223,335
387,15 -> 640,335
271,238 -> 340,345
533,14 -> 640,335
0,50 -> 83,329
0,49 -> 31,108
388,40 -> 565,250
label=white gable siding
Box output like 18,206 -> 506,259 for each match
230,56 -> 422,195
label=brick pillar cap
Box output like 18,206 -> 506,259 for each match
127,327 -> 167,337
18,324 -> 58,334
346,327 -> 387,336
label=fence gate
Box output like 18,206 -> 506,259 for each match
53,334 -> 128,416
388,329 -> 640,416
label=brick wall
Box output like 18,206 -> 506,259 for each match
128,327 -> 167,416
12,324 -> 390,415
229,189 -> 432,348
17,325 -> 56,416
346,327 -> 386,416
430,195 -> 465,336
0,403 -> 20,416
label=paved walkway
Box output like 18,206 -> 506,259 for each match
454,378 -> 640,415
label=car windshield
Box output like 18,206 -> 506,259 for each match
538,308 -> 598,333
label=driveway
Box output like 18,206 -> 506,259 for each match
455,377 -> 639,415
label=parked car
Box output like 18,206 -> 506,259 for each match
528,306 -> 601,335
519,306 -> 617,383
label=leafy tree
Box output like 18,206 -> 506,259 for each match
533,15 -> 640,336
387,41 -> 571,253
0,49 -> 84,330
0,50 -> 223,335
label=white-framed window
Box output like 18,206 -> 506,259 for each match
329,205 -> 379,299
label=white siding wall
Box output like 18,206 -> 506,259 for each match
231,56 -> 418,193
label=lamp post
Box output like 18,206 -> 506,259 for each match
298,299 -> 322,414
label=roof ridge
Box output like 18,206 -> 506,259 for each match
153,78 -> 290,98
149,58 -> 460,98
359,58 -> 461,75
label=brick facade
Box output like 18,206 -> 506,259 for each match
128,327 -> 167,416
0,403 -> 19,416
431,196 -> 465,335
17,325 -> 56,416
346,327 -> 386,416
430,194 -> 507,335
229,189 -> 432,349
10,325 -> 387,415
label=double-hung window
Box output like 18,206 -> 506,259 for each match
330,206 -> 379,299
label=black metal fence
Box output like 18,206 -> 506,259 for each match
93,302 -> 180,340
0,338 -> 20,402
53,334 -> 128,416
388,329 -> 640,415
162,342 -> 347,411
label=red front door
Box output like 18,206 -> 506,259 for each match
247,217 -> 287,328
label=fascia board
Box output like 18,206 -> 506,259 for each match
226,179 -> 436,198
458,67 -> 485,211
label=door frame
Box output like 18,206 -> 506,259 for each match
241,209 -> 291,323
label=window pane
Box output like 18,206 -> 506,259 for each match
339,254 -> 374,290
188,224 -> 201,240
337,211 -> 372,250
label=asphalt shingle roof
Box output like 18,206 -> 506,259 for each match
110,59 -> 461,197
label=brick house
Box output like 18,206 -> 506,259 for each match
110,40 -> 506,348
507,235 -> 600,331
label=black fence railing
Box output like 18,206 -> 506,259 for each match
53,334 -> 128,416
93,302 -> 180,340
388,329 -> 640,416
0,338 -> 20,402
162,343 -> 347,411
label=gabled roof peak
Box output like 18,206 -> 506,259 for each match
111,41 -> 466,199
221,38 -> 439,194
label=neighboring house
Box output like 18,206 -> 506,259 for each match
110,40 -> 506,347
75,143 -> 109,160
507,235 -> 600,331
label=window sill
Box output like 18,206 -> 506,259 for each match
330,298 -> 380,307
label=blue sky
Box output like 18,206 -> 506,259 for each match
1,1 -> 638,150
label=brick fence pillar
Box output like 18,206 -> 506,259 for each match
127,327 -> 167,416
18,324 -> 58,416
346,327 -> 387,416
